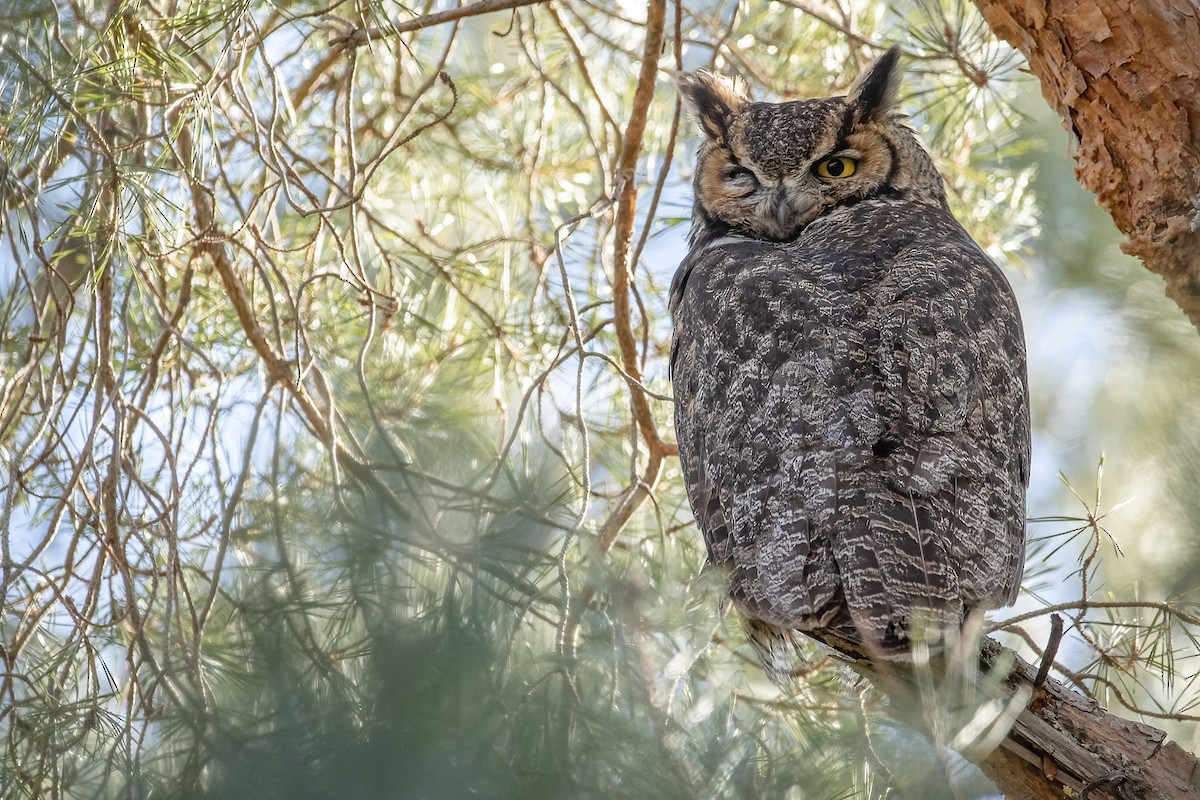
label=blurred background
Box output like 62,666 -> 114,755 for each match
1,1 -> 1196,798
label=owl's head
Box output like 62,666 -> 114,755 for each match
679,47 -> 946,244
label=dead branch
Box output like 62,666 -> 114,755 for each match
333,0 -> 552,48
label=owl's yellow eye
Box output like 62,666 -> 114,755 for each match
815,157 -> 858,179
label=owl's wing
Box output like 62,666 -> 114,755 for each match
874,231 -> 1030,613
805,228 -> 1029,653
671,240 -> 847,629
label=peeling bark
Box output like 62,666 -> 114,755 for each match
972,0 -> 1200,328
865,640 -> 1200,799
983,646 -> 1200,799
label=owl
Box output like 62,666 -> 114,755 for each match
669,47 -> 1029,676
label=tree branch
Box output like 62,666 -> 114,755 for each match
333,0 -> 552,48
853,636 -> 1200,799
611,0 -> 668,456
985,643 -> 1199,799
589,0 -> 671,553
169,110 -> 419,531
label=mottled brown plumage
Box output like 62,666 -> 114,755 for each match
670,48 -> 1029,676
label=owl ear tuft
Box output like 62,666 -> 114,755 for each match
678,70 -> 749,142
848,46 -> 902,122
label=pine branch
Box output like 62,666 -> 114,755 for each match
987,643 -> 1197,798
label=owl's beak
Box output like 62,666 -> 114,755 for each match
774,189 -> 791,228
776,189 -> 815,230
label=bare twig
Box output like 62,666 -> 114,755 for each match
332,0 -> 552,48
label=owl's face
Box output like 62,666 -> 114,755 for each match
679,48 -> 945,243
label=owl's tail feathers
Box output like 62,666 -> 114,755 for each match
866,487 -> 964,631
826,486 -> 958,660
741,616 -> 817,686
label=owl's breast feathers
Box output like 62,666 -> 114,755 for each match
670,198 -> 1030,655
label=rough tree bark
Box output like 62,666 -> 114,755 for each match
969,643 -> 1197,798
832,626 -> 1198,799
971,0 -> 1200,329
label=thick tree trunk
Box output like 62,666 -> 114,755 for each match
971,0 -> 1200,329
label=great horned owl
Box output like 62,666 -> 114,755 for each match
669,47 -> 1029,675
